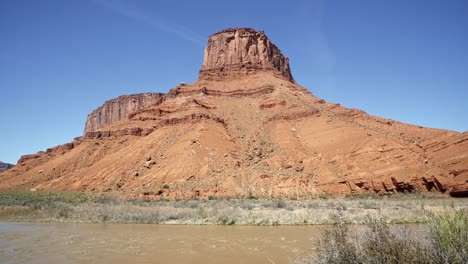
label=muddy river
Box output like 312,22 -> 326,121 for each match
0,222 -> 426,264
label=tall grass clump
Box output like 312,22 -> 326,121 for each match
296,209 -> 467,264
298,213 -> 431,264
427,209 -> 467,264
310,212 -> 361,264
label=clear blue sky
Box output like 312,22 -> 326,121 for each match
1,0 -> 467,164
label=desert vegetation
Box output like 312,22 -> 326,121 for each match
295,209 -> 467,264
0,191 -> 466,225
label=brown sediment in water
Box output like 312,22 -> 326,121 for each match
0,222 -> 429,264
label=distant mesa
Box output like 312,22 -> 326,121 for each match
0,27 -> 467,199
0,161 -> 13,173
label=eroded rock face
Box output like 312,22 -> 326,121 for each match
1,27 -> 467,199
199,28 -> 293,82
84,93 -> 164,133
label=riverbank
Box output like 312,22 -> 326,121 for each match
0,191 -> 466,225
295,209 -> 467,264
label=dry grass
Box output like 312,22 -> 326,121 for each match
427,210 -> 468,263
295,209 -> 467,264
0,191 -> 467,225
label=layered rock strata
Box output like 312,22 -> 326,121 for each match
1,27 -> 466,199
84,93 -> 164,133
199,28 -> 293,82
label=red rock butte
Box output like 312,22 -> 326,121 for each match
1,27 -> 467,199
199,28 -> 294,82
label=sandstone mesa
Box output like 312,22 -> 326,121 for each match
1,28 -> 467,199
0,162 -> 13,173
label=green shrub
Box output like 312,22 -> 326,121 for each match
296,211 -> 456,264
216,215 -> 235,225
308,213 -> 431,264
275,200 -> 288,209
359,216 -> 432,264
427,209 -> 467,264
311,213 -> 360,264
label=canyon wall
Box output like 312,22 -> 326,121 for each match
84,93 -> 164,133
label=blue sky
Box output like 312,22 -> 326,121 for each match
1,0 -> 467,164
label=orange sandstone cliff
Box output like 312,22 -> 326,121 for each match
1,28 -> 467,199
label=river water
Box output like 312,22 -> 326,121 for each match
0,222 -> 427,264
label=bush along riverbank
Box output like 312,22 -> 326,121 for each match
295,209 -> 467,264
0,191 -> 467,225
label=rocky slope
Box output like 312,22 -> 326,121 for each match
1,28 -> 466,198
0,162 -> 13,173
